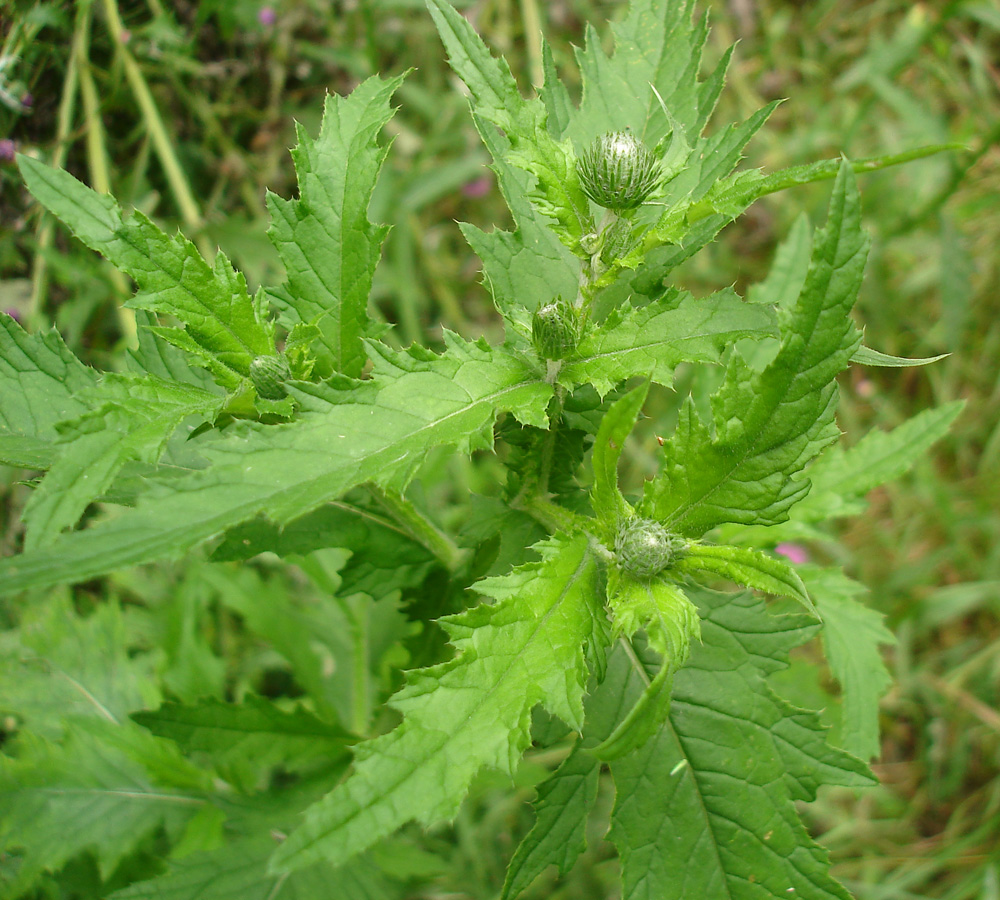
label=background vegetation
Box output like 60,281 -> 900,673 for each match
1,0 -> 997,897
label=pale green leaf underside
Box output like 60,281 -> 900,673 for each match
267,74 -> 402,378
269,533 -> 602,874
0,342 -> 551,594
851,345 -> 949,367
673,543 -> 815,615
803,566 -> 895,760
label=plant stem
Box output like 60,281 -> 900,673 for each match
518,0 -> 545,89
349,595 -> 371,736
536,383 -> 566,497
368,485 -> 467,572
28,4 -> 85,326
77,19 -> 137,345
100,0 -> 211,259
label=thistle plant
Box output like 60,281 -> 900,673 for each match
0,1 -> 964,898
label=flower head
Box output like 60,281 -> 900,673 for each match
577,130 -> 661,212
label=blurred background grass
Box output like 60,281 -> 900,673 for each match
1,0 -> 997,897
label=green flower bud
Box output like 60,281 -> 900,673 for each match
250,353 -> 292,400
577,131 -> 661,212
614,517 -> 685,579
531,299 -> 579,361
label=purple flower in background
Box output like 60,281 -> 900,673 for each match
775,543 -> 809,565
0,139 -> 15,162
3,308 -> 21,322
258,6 -> 277,26
20,92 -> 33,110
462,174 -> 492,198
119,28 -> 132,45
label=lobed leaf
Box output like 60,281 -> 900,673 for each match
608,590 -> 873,900
267,74 -> 403,378
641,162 -> 866,536
21,374 -> 223,550
0,313 -> 99,464
269,533 -> 603,874
560,288 -> 777,397
802,566 -> 895,760
17,156 -> 274,388
0,340 -> 551,594
0,729 -> 201,892
426,0 -> 592,251
672,543 -> 816,615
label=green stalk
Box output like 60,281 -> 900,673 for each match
100,0 -> 211,259
349,596 -> 371,736
368,485 -> 468,572
518,0 -> 545,89
28,5 -> 85,326
77,24 -> 137,346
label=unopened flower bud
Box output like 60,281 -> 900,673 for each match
614,517 -> 685,579
577,131 -> 661,212
531,299 -> 579,361
250,354 -> 291,400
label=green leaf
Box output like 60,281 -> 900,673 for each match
793,400 -> 965,524
590,382 -> 649,530
21,374 -> 223,550
269,533 -> 603,874
850,344 -> 949,367
196,562 -> 411,731
0,313 -> 99,454
687,143 -> 963,222
802,567 -> 895,760
0,597 -> 159,740
500,651 -> 635,900
267,75 -> 403,378
642,162 -> 866,536
0,339 -> 550,594
458,121 -> 580,320
107,835 -> 396,900
210,494 -> 437,597
672,543 -> 816,615
0,729 -> 201,891
17,155 -> 274,389
560,288 -> 777,396
132,697 -> 353,773
426,0 -> 592,251
569,0 -> 715,146
607,589 -> 873,900
598,579 -> 700,759
500,744 -> 599,900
